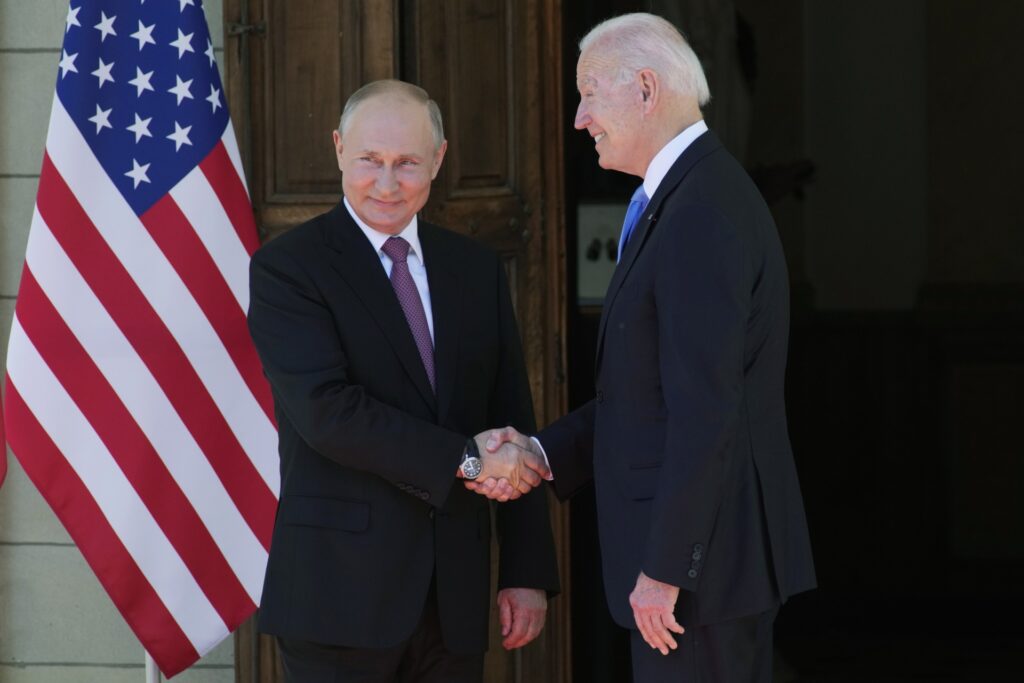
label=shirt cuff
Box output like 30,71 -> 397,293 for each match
530,436 -> 554,480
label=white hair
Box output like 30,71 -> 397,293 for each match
580,13 -> 711,106
338,79 -> 445,150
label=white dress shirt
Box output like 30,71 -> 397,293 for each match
344,197 -> 435,343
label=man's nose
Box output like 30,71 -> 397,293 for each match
574,101 -> 589,130
376,167 -> 399,193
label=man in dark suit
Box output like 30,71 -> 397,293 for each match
471,13 -> 815,682
247,79 -> 559,683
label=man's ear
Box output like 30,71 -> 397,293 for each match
431,139 -> 449,179
332,130 -> 344,171
639,69 -> 659,112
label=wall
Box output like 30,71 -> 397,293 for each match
0,1 -> 235,681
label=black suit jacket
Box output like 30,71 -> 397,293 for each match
248,203 -> 559,654
540,131 -> 815,627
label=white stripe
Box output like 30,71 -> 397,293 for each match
221,124 -> 249,199
169,168 -> 251,310
45,97 -> 279,493
6,316 -> 227,650
24,208 -> 268,603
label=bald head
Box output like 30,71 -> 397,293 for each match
338,80 -> 445,151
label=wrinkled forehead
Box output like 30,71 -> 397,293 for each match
575,46 -> 619,90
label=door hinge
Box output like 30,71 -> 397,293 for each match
226,21 -> 266,37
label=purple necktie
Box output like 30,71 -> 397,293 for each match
381,236 -> 435,392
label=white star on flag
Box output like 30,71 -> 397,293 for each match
205,39 -> 215,67
125,158 -> 151,188
91,58 -> 115,88
180,0 -> 196,11
87,104 -> 113,134
131,20 -> 157,50
58,50 -> 78,79
66,5 -> 81,33
167,121 -> 193,151
128,67 -> 155,97
170,28 -> 194,58
94,11 -> 117,42
206,84 -> 222,113
127,113 -> 154,143
168,75 -> 194,105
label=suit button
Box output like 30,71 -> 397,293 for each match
687,569 -> 698,579
693,543 -> 703,552
692,551 -> 702,561
596,390 -> 605,403
421,492 -> 430,501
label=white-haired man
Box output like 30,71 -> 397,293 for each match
472,13 -> 816,682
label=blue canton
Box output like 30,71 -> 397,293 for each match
57,0 -> 229,215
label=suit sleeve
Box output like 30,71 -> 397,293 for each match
489,260 -> 561,594
247,243 -> 466,507
536,399 -> 596,501
642,204 -> 750,592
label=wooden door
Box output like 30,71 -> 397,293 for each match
221,1 -> 570,681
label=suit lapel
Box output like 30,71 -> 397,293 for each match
594,131 -> 723,375
322,204 -> 437,413
420,223 -> 460,426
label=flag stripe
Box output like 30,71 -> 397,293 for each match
5,381 -> 199,673
141,192 -> 275,424
221,125 -> 250,199
199,143 -> 260,256
169,160 -> 252,311
24,206 -> 267,602
36,153 -> 276,548
15,266 -> 256,627
45,99 -> 280,494
5,319 -> 225,650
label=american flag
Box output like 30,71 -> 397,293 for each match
2,0 -> 278,676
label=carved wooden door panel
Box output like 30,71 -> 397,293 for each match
222,2 -> 569,681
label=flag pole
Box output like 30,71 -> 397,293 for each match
145,652 -> 161,683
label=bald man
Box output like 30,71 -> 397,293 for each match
247,80 -> 559,683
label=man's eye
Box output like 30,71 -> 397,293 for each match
399,160 -> 419,167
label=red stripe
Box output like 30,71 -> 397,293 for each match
16,267 -> 256,627
36,153 -> 275,549
199,142 -> 260,256
4,381 -> 200,677
141,194 -> 276,424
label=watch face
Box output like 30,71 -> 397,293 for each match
461,457 -> 482,480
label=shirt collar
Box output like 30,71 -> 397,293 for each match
343,196 -> 425,265
642,119 -> 709,199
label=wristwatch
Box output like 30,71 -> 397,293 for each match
459,438 -> 482,480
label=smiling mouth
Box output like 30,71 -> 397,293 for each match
594,133 -> 606,144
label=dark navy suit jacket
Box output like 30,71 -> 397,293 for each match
540,131 -> 815,628
248,204 -> 559,654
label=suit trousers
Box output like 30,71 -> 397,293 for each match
276,580 -> 484,683
630,600 -> 779,683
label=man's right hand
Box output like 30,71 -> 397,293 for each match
464,428 -> 548,501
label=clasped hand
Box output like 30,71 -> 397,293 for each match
464,427 -> 549,501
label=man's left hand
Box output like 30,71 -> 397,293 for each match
629,571 -> 685,655
496,587 -> 547,650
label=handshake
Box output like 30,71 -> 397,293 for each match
460,427 -> 551,502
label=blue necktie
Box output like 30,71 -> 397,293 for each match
617,184 -> 649,262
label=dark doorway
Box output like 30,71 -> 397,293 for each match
561,1 -> 1024,681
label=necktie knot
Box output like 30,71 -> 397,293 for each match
382,236 -> 410,263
